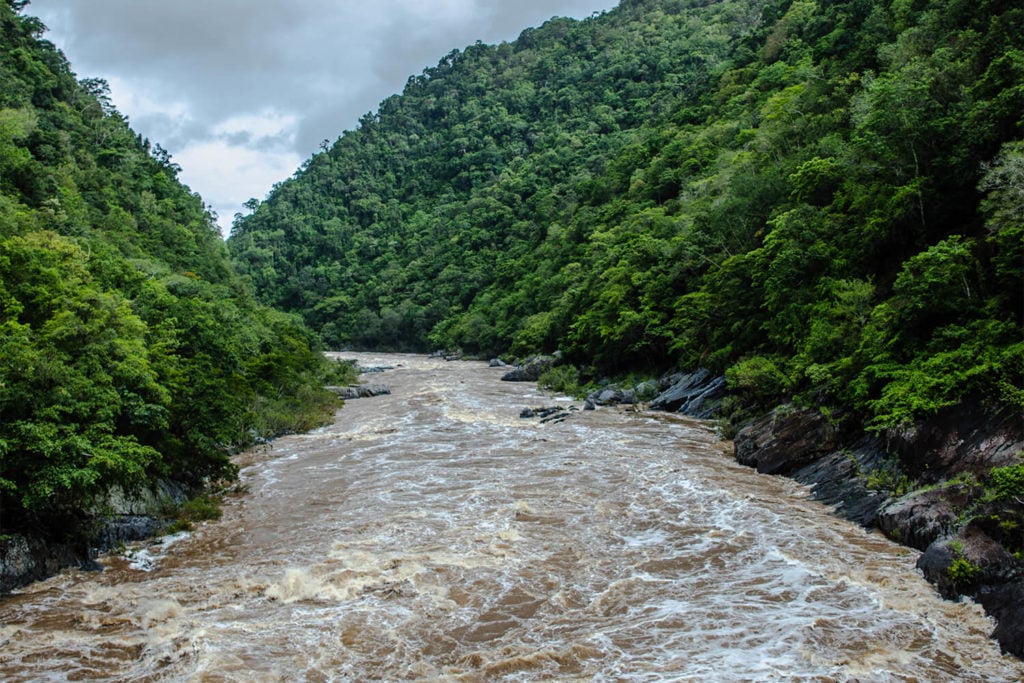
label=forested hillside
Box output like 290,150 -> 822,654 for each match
0,1 -> 344,538
229,0 -> 1022,435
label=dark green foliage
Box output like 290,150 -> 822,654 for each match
230,0 -> 1022,437
0,5 -> 339,536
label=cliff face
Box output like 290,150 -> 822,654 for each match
733,401 -> 1024,656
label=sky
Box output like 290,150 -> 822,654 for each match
29,0 -> 619,235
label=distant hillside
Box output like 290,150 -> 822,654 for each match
229,0 -> 1022,434
0,1 -> 344,537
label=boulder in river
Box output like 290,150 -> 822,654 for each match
501,355 -> 555,382
583,379 -> 659,408
519,405 -> 574,423
327,384 -> 391,400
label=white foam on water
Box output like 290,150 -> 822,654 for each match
2,352 -> 1023,682
125,531 -> 191,572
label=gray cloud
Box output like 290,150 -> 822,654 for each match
29,0 -> 618,232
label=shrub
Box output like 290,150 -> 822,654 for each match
989,463 -> 1024,502
865,457 -> 913,497
725,355 -> 790,401
165,493 -> 223,533
537,365 -> 581,397
946,540 -> 981,586
947,555 -> 981,586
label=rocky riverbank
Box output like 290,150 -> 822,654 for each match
1,479 -> 191,593
555,360 -> 1024,655
727,399 -> 1024,656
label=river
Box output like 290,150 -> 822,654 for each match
1,353 -> 1022,681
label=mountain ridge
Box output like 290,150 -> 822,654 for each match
228,0 -> 1024,651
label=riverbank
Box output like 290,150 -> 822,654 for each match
5,354 -> 1022,659
515,356 -> 1024,656
5,352 -> 1020,680
0,479 -> 190,593
614,364 -> 1024,656
730,399 -> 1024,656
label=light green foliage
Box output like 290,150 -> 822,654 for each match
947,554 -> 981,586
946,540 -> 982,586
537,365 -> 581,398
865,457 -> 912,497
164,493 -> 223,534
989,464 -> 1024,503
725,356 -> 790,401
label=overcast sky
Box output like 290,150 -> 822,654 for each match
29,0 -> 618,235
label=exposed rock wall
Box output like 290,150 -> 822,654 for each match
1,480 -> 190,593
648,369 -> 726,419
1,535 -> 86,592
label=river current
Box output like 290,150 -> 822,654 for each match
2,353 -> 1022,681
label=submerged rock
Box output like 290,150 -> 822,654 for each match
356,365 -> 393,373
519,405 -> 575,424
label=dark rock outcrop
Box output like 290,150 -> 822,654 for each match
519,405 -> 575,424
884,404 -> 1024,484
588,387 -> 637,406
877,485 -> 977,551
501,356 -> 555,382
92,515 -> 165,552
649,369 -> 726,418
583,379 -> 659,408
790,435 -> 891,527
917,523 -> 1018,597
912,514 -> 1024,656
977,581 -> 1024,657
1,479 -> 192,592
1,535 -> 87,592
734,407 -> 839,476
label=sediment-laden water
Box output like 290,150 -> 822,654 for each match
2,353 -> 1021,681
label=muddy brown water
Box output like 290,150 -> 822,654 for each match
2,353 -> 1022,681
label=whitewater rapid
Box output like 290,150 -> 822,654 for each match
1,354 -> 1021,681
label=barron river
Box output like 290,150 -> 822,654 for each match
2,353 -> 1023,681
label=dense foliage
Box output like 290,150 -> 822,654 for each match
231,0 -> 1022,434
0,1 -> 346,537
